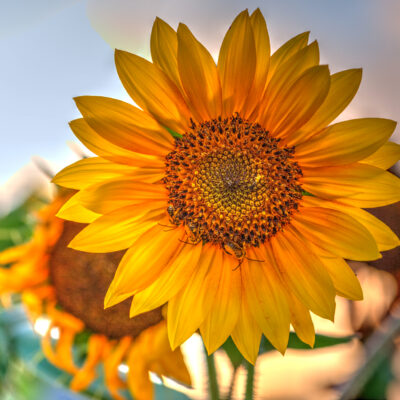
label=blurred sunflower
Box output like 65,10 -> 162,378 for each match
52,9 -> 400,363
0,194 -> 191,400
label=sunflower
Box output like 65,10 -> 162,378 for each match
0,195 -> 191,400
52,9 -> 400,363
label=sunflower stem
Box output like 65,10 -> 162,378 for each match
226,366 -> 238,400
205,349 -> 220,400
244,361 -> 255,400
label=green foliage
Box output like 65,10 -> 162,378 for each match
260,332 -> 355,353
222,332 -> 355,370
301,190 -> 314,196
359,354 -> 394,400
0,194 -> 46,252
221,337 -> 244,369
164,127 -> 182,139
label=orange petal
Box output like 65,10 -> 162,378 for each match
79,179 -> 167,214
56,192 -> 101,224
231,293 -> 262,364
361,141 -> 400,170
70,118 -> 165,168
167,244 -> 218,349
288,68 -> 362,145
267,31 -> 310,83
265,65 -> 330,138
301,196 -> 399,252
296,118 -> 396,167
74,96 -> 173,156
177,23 -> 222,121
270,227 -> 336,320
319,254 -> 363,301
242,246 -> 291,354
218,10 -> 256,116
70,335 -> 107,391
52,157 -> 134,190
243,8 -> 270,118
105,224 -> 185,307
69,205 -> 164,253
200,253 -> 241,354
292,205 -> 380,261
302,163 -> 400,207
130,242 -> 203,317
115,50 -> 191,133
151,18 -> 181,90
257,41 -> 319,124
286,291 -> 315,348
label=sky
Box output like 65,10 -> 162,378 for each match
0,0 -> 399,213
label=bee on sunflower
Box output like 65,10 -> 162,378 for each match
0,193 -> 191,400
53,9 -> 400,364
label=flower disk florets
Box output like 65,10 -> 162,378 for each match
163,114 -> 303,253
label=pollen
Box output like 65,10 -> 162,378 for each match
164,114 -> 303,254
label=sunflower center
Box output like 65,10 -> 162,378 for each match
164,114 -> 303,254
49,221 -> 162,338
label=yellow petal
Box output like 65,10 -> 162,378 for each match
243,8 -> 270,117
70,335 -> 107,391
104,337 -> 131,400
258,41 -> 319,124
74,96 -> 173,156
200,253 -> 241,354
70,118 -> 165,168
296,118 -> 397,166
265,65 -> 330,138
267,31 -> 310,82
231,293 -> 262,364
0,244 -> 29,264
286,291 -> 315,348
218,10 -> 256,116
167,244 -> 217,349
361,141 -> 400,170
270,227 -> 336,320
52,157 -> 134,190
151,17 -> 181,90
126,356 -> 153,400
288,68 -> 362,145
319,254 -> 363,300
56,329 -> 79,374
302,163 -> 400,207
242,247 -> 290,354
79,179 -> 167,214
177,24 -> 222,121
301,196 -> 399,252
56,192 -> 101,223
105,224 -> 185,308
130,243 -> 203,317
69,205 -> 164,253
292,205 -> 380,261
115,50 -> 190,133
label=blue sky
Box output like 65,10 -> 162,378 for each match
1,0 -> 399,211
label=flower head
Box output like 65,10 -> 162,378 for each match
53,9 -> 400,363
0,195 -> 190,400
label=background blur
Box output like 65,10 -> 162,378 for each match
0,1 -> 399,399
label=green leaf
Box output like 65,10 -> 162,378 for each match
0,194 -> 46,252
164,126 -> 182,139
260,332 -> 355,353
301,190 -> 314,196
359,354 -> 394,400
221,337 -> 244,369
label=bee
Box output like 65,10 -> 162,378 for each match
167,204 -> 181,225
222,241 -> 264,270
158,204 -> 181,230
180,221 -> 202,245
